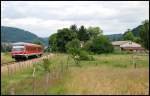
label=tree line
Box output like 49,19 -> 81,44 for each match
1,20 -> 149,52
48,25 -> 114,54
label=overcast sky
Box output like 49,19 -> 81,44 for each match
1,1 -> 149,37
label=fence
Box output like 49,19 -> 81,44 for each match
1,54 -> 53,76
131,53 -> 149,68
1,54 -> 70,95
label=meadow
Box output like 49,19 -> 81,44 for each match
1,53 -> 149,95
1,52 -> 15,64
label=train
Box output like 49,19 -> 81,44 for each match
11,42 -> 43,61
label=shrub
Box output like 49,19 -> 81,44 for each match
79,50 -> 95,61
79,50 -> 89,60
42,58 -> 51,72
66,39 -> 81,66
66,39 -> 80,51
84,35 -> 114,54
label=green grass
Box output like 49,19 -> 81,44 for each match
1,53 -> 69,95
1,53 -> 149,95
1,52 -> 15,64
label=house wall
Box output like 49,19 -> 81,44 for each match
114,45 -> 121,52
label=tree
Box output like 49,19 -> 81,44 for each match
1,42 -> 12,52
140,20 -> 149,50
87,26 -> 103,38
123,29 -> 135,41
48,33 -> 58,52
65,39 -> 81,51
56,28 -> 77,52
70,24 -> 78,34
78,25 -> 90,42
134,37 -> 141,44
66,39 -> 81,66
84,35 -> 114,54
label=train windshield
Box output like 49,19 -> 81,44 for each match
12,46 -> 25,51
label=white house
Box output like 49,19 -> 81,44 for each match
112,41 -> 145,52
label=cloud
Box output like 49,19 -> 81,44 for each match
2,18 -> 74,37
1,1 -> 149,37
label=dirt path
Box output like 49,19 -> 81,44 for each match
1,53 -> 54,75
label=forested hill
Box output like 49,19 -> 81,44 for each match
130,25 -> 142,37
105,34 -> 123,41
1,26 -> 48,46
1,24 -> 143,45
106,24 -> 143,41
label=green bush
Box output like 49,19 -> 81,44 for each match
84,35 -> 114,54
79,50 -> 95,61
66,39 -> 80,51
65,39 -> 81,57
79,50 -> 89,60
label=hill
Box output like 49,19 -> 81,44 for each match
123,25 -> 142,37
131,25 -> 142,37
1,26 -> 48,46
107,24 -> 143,42
105,34 -> 123,41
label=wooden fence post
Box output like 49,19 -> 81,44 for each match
7,65 -> 10,78
132,54 -> 137,68
9,87 -> 15,95
32,67 -> 36,95
66,56 -> 69,70
19,62 -> 21,72
59,60 -> 64,78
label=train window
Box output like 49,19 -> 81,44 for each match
12,48 -> 24,51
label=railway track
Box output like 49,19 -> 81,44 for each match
1,53 -> 52,66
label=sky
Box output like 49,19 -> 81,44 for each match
1,1 -> 149,38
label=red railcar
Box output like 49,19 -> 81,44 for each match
11,42 -> 43,60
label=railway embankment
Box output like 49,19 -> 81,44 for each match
1,53 -> 54,75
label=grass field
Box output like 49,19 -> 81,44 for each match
1,52 -> 15,64
1,53 -> 149,95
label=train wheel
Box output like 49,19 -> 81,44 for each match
23,56 -> 27,60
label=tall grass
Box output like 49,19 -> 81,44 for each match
1,53 -> 70,95
1,53 -> 149,95
1,52 -> 15,64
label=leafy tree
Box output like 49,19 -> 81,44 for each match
70,24 -> 78,34
123,29 -> 135,41
1,42 -> 12,52
87,26 -> 103,38
84,35 -> 114,54
48,33 -> 58,52
56,28 -> 77,52
134,37 -> 142,44
66,39 -> 81,51
78,25 -> 90,42
140,20 -> 149,50
66,39 -> 81,66
66,39 -> 94,66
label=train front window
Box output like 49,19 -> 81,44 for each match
12,46 -> 25,51
12,48 -> 24,51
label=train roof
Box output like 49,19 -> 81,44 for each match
12,42 -> 42,47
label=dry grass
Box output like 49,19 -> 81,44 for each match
64,66 -> 149,95
1,53 -> 149,95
